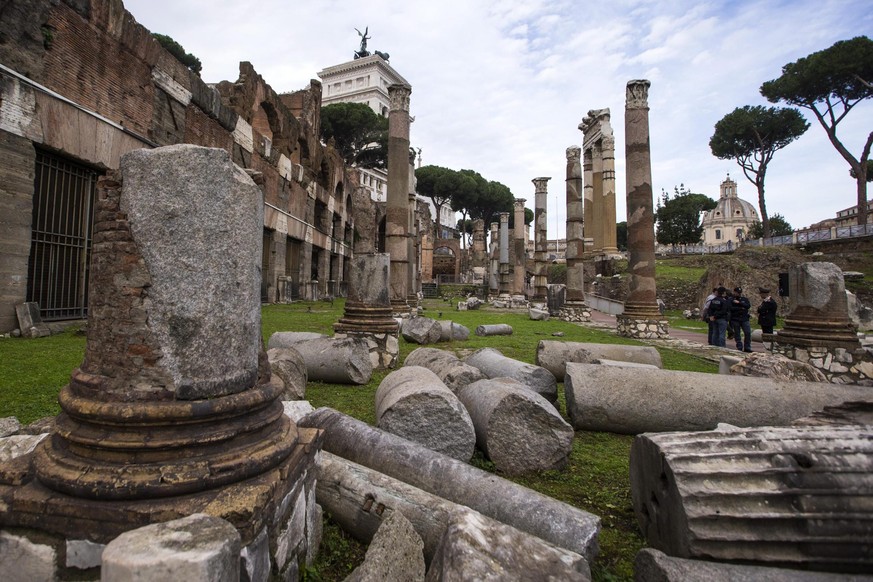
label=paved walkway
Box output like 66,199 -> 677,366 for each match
584,309 -> 766,364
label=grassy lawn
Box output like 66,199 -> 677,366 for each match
0,299 -> 718,581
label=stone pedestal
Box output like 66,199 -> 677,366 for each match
334,253 -> 401,370
0,146 -> 322,580
618,80 -> 667,339
772,262 -> 873,384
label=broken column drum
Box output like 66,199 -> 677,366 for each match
403,347 -> 486,393
465,347 -> 557,404
617,80 -> 667,339
498,212 -> 511,298
334,253 -> 400,370
532,178 -> 551,304
559,146 -> 591,322
3,146 -> 322,579
512,198 -> 527,296
386,84 -> 412,314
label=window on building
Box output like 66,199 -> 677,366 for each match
715,229 -> 722,240
736,228 -> 743,239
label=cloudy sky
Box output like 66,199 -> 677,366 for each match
124,0 -> 872,237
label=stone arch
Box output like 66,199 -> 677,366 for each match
433,239 -> 461,281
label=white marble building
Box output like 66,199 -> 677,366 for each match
701,176 -> 758,245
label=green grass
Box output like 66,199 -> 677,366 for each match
655,260 -> 706,282
0,300 -> 719,581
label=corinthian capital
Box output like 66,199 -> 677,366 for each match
626,80 -> 650,109
566,146 -> 581,162
388,84 -> 412,112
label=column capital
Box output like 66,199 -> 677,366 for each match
499,211 -> 510,223
513,198 -> 527,210
531,177 -> 551,193
566,146 -> 581,162
388,83 -> 412,112
626,79 -> 651,109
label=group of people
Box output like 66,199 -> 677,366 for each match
702,286 -> 778,350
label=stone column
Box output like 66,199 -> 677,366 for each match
559,146 -> 591,322
8,146 -> 321,579
532,178 -> 550,305
498,212 -> 511,299
386,84 -> 412,314
600,133 -> 618,253
617,80 -> 668,339
318,211 -> 331,298
489,221 -> 499,296
471,219 -> 486,269
512,198 -> 527,297
582,146 -> 594,257
407,191 -> 419,308
590,145 -> 604,253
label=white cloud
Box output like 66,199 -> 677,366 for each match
124,0 -> 873,235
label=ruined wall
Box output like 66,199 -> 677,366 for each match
0,0 -> 350,331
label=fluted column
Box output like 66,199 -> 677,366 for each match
590,146 -> 604,253
498,212 -> 511,298
582,146 -> 594,257
386,84 -> 412,313
512,198 -> 527,296
601,134 -> 618,253
532,178 -> 550,304
618,79 -> 667,338
407,190 -> 418,307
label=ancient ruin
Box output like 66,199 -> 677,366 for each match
0,146 -> 322,579
579,109 -> 618,256
386,83 -> 413,314
616,80 -> 668,339
498,212 -> 511,298
532,178 -> 551,305
512,198 -> 528,296
558,146 -> 592,322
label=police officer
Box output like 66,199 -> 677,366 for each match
707,286 -> 730,348
757,287 -> 777,334
730,287 -> 752,352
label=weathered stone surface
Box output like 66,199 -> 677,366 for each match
345,511 -> 425,582
297,408 -> 601,560
729,351 -> 828,382
474,323 -> 513,336
718,355 -> 743,375
403,347 -> 485,393
465,347 -> 557,404
283,400 -> 316,423
19,416 -> 54,435
426,511 -> 590,582
290,336 -> 373,384
66,538 -> 105,570
101,514 -> 240,582
15,302 -> 50,338
0,433 -> 48,462
267,347 -> 307,400
437,320 -> 470,342
0,530 -> 57,582
401,317 -> 441,345
631,426 -> 873,572
565,362 -> 873,434
375,367 -> 475,461
594,359 -> 658,369
120,145 -> 262,399
458,377 -> 573,474
267,332 -> 328,349
529,307 -> 550,321
239,528 -> 269,582
0,416 -> 21,438
634,548 -> 873,582
536,340 -> 662,381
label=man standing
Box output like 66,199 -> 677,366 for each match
708,287 -> 730,348
702,287 -> 717,345
730,287 -> 752,352
757,287 -> 777,334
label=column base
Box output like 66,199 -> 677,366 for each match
616,316 -> 669,339
0,428 -> 323,580
558,301 -> 591,323
334,330 -> 400,370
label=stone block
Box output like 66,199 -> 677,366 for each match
718,355 -> 743,375
345,511 -> 425,582
0,530 -> 57,582
0,433 -> 48,462
239,528 -> 269,582
267,347 -> 307,400
529,307 -> 550,321
729,352 -> 827,382
401,317 -> 442,345
101,514 -> 240,582
283,400 -> 316,423
0,416 -> 21,438
66,538 -> 105,570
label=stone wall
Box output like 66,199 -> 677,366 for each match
0,0 -> 351,331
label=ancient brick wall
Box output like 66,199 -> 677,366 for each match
0,0 -> 351,330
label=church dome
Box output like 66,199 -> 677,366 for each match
700,175 -> 758,245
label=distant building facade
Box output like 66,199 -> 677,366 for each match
701,176 -> 758,245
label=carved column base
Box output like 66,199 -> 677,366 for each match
617,316 -> 669,339
0,428 -> 323,579
558,302 -> 592,323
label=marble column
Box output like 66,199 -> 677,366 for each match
591,145 -> 604,253
498,212 -> 511,298
407,190 -> 419,308
512,198 -> 527,296
489,221 -> 499,296
471,219 -> 486,269
559,146 -> 591,322
618,80 -> 668,339
601,133 -> 618,253
386,83 -> 412,314
582,146 -> 594,256
532,178 -> 550,304
10,146 -> 321,574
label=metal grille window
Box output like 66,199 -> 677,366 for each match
27,150 -> 97,321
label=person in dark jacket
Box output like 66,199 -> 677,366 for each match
757,287 -> 778,334
707,286 -> 730,347
729,286 -> 752,352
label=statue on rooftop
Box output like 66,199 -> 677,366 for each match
354,27 -> 371,59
